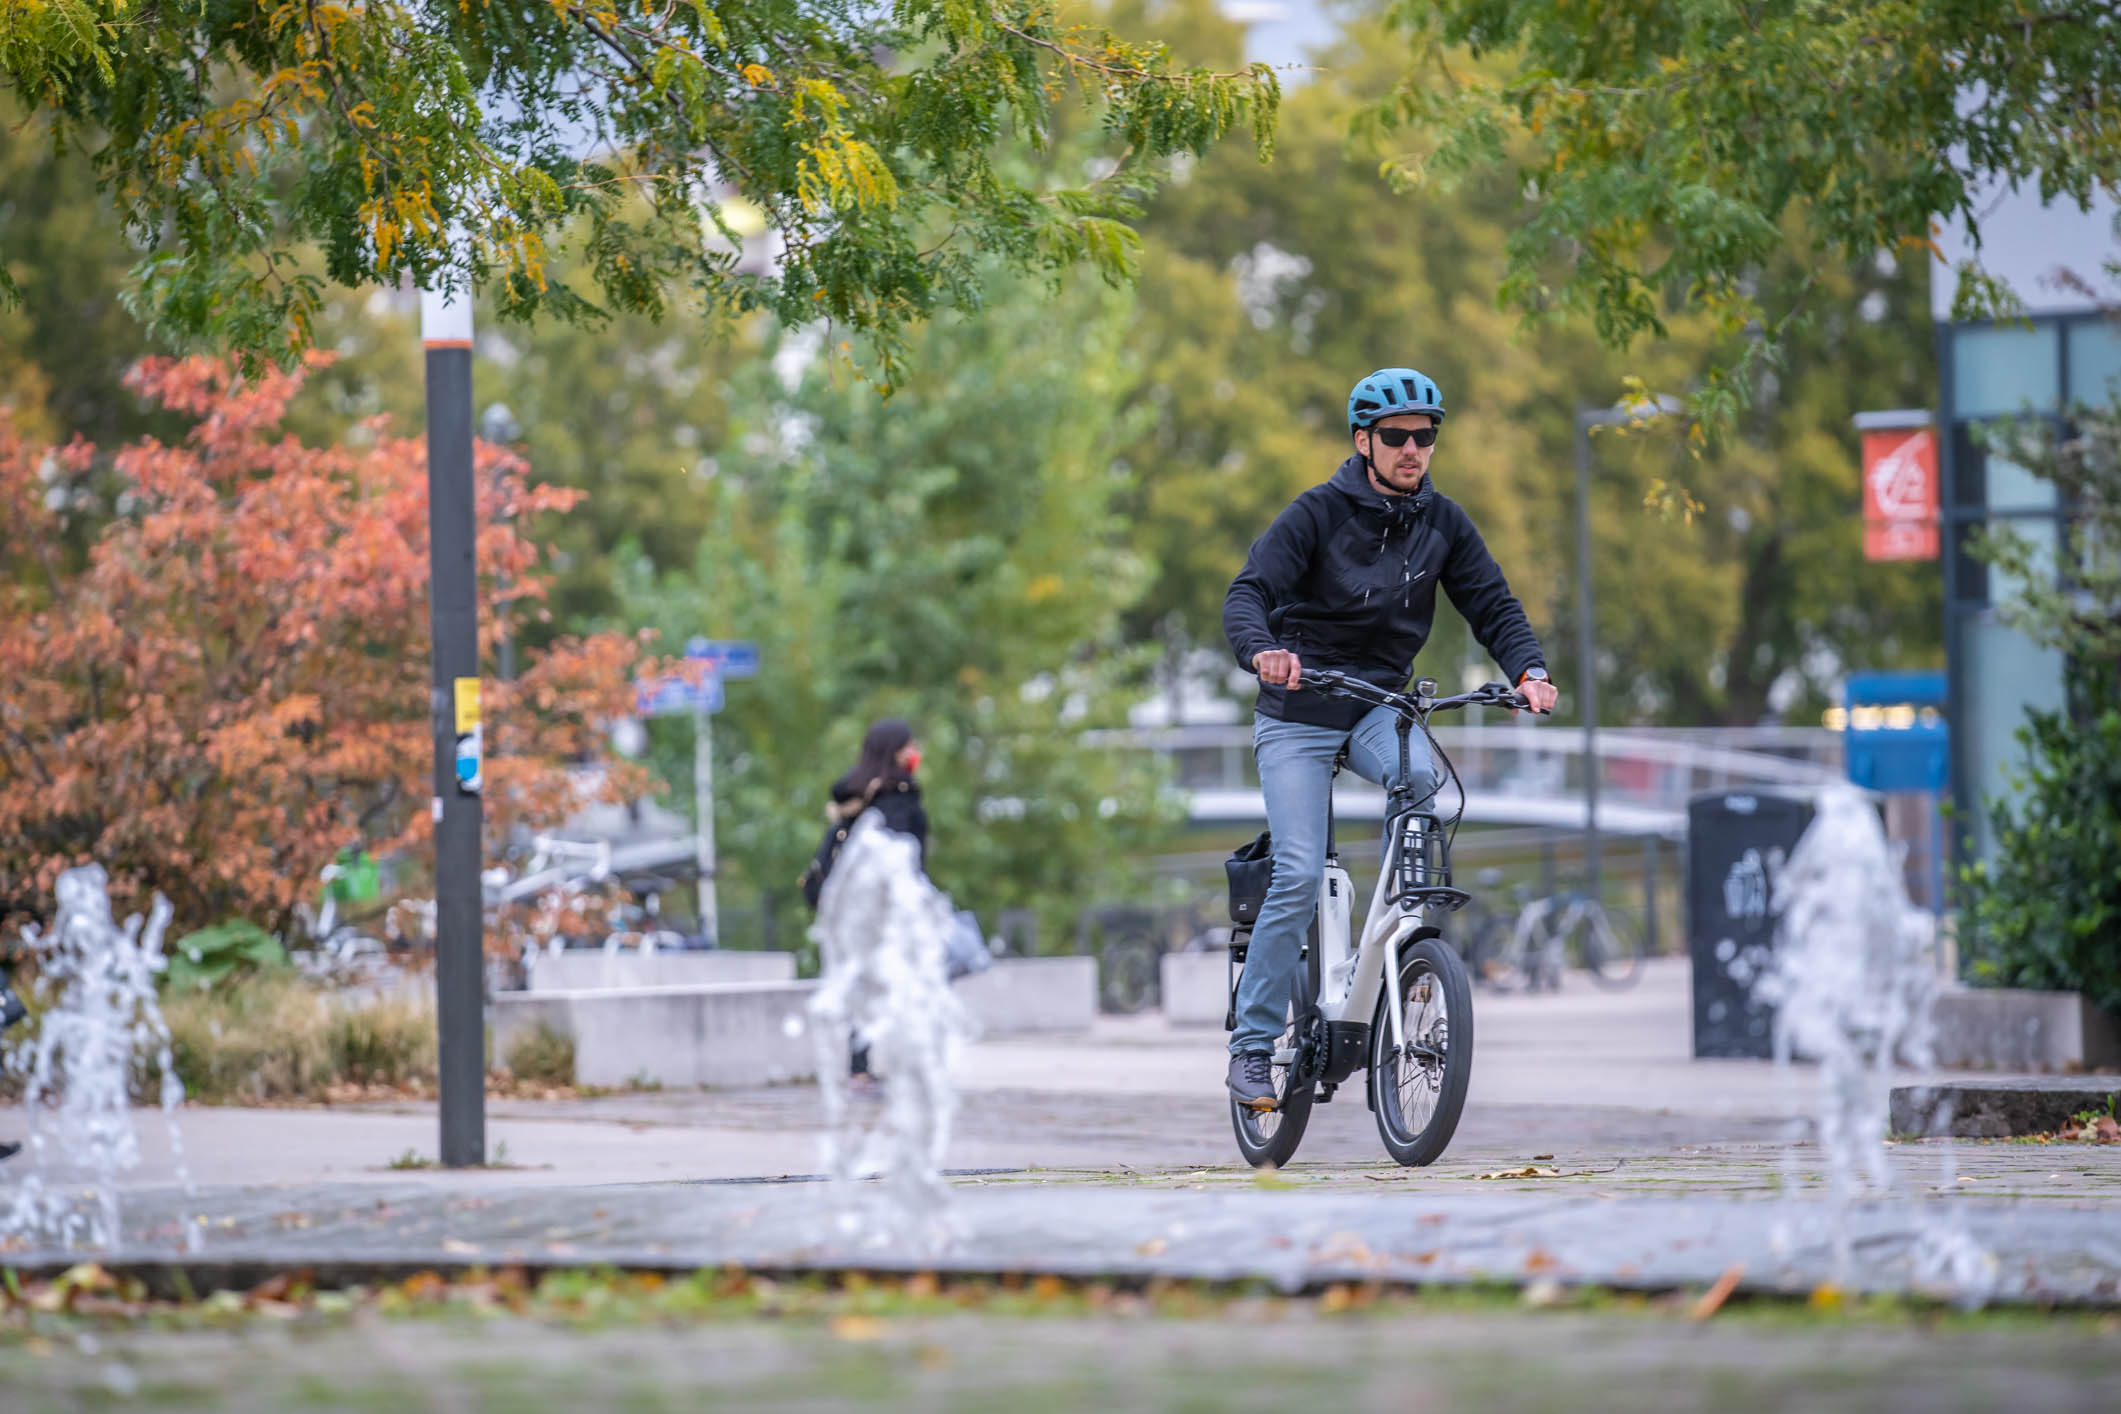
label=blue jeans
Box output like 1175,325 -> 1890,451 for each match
1230,705 -> 1439,1056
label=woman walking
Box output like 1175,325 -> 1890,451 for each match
802,719 -> 929,1082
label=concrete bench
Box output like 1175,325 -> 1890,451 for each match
524,949 -> 795,992
1930,987 -> 2121,1072
491,981 -> 820,1089
956,957 -> 1098,1035
1161,950 -> 1232,1029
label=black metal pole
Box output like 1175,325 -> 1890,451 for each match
1575,408 -> 1602,903
423,286 -> 485,1169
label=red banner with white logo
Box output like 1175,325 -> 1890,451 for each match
1861,428 -> 1939,561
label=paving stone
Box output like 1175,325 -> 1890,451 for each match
4,1176 -> 2116,1307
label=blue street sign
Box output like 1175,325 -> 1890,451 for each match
684,638 -> 759,679
637,674 -> 724,718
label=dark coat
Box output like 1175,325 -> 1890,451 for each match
1223,456 -> 1546,730
829,773 -> 928,868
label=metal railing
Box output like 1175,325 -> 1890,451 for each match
1092,721 -> 1842,835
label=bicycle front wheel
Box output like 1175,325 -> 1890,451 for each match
1231,920 -> 1319,1170
1575,905 -> 1646,990
1371,937 -> 1473,1167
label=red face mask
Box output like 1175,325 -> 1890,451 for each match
901,748 -> 921,774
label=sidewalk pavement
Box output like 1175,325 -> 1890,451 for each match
74,959 -> 1976,1190
6,959 -> 2117,1306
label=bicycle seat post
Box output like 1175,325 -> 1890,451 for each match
1325,756 -> 1339,862
1396,716 -> 1412,797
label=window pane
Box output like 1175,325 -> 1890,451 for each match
1961,611 -> 2065,861
2068,320 -> 2121,408
1985,454 -> 2057,513
1951,325 -> 2058,418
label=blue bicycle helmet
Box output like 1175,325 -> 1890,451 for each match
1347,368 -> 1446,433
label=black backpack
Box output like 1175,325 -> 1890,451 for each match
796,780 -> 882,910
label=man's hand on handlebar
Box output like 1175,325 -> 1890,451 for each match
1516,676 -> 1559,716
1253,649 -> 1303,690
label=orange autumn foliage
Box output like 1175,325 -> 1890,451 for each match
0,356 -> 656,936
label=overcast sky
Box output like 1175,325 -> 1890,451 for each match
1221,0 -> 1339,78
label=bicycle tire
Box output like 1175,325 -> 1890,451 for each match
1370,936 -> 1474,1167
1231,918 -> 1320,1170
1578,904 -> 1647,990
1470,907 -> 1535,993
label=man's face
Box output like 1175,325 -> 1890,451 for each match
1357,413 -> 1438,495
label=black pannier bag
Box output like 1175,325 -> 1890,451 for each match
1225,831 -> 1274,925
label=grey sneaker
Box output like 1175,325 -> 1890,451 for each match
1227,1051 -> 1277,1111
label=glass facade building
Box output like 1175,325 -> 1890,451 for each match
1938,314 -> 2121,856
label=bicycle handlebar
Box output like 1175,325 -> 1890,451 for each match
1300,668 -> 1546,718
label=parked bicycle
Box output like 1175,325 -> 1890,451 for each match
1466,884 -> 1646,992
1223,672 -> 1541,1169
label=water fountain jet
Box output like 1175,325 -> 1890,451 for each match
806,813 -> 970,1253
1,865 -> 191,1252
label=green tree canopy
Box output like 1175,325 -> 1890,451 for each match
3,0 -> 1277,367
614,268 -> 1178,947
1364,1 -> 2121,423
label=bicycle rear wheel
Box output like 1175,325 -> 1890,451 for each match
1231,920 -> 1319,1169
1575,904 -> 1646,990
1370,936 -> 1474,1167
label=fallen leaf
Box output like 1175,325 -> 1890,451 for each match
1690,1263 -> 1746,1322
1523,1248 -> 1561,1274
830,1315 -> 884,1342
1135,1237 -> 1167,1257
1478,1166 -> 1562,1180
1532,1153 -> 1555,1161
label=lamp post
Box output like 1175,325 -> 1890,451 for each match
1573,396 -> 1683,902
478,402 -> 521,685
423,281 -> 485,1169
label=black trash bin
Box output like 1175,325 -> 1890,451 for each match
1685,788 -> 1821,1059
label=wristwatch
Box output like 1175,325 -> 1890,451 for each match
1519,667 -> 1550,684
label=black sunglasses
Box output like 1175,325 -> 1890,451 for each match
1369,425 -> 1438,448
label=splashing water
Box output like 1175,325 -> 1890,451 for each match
1761,785 -> 1995,1305
2,865 -> 192,1252
807,814 -> 970,1253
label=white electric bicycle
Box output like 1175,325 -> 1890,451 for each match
1226,672 -> 1539,1168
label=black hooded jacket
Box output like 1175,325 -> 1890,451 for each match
829,772 -> 928,867
1223,456 -> 1546,730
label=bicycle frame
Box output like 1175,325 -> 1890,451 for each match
1260,675 -> 1504,1087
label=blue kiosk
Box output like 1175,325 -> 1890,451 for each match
1840,670 -> 1949,911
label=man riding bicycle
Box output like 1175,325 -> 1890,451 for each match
1221,368 -> 1560,1109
